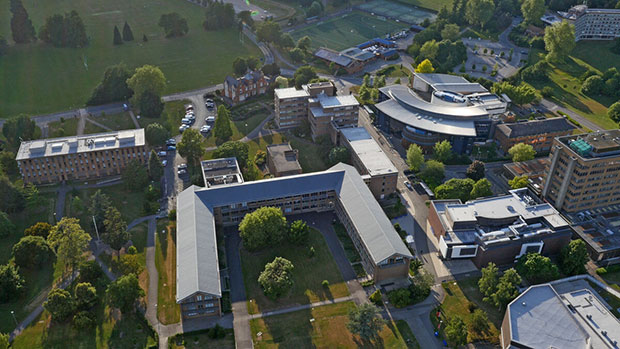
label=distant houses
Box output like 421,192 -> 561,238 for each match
223,70 -> 269,105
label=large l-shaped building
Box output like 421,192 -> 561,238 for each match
176,162 -> 412,320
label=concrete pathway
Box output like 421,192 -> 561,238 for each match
248,295 -> 354,320
85,117 -> 113,132
128,110 -> 141,129
76,108 -> 87,135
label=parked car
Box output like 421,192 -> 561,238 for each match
157,151 -> 167,157
166,138 -> 176,146
167,145 -> 176,151
404,181 -> 413,190
179,125 -> 189,133
181,118 -> 192,125
185,104 -> 193,111
122,103 -> 129,111
162,160 -> 168,167
200,125 -> 211,134
205,116 -> 215,124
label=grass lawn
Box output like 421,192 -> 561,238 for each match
169,328 -> 235,349
0,0 -> 261,118
431,279 -> 501,345
94,112 -> 136,131
288,136 -> 330,173
525,43 -> 620,130
203,107 -> 272,147
130,222 -> 149,295
84,120 -> 109,134
241,228 -> 349,315
11,306 -> 157,348
250,301 -> 415,348
138,100 -> 190,137
289,11 -> 408,51
155,220 -> 181,324
48,117 -> 80,137
376,64 -> 412,78
395,0 -> 452,11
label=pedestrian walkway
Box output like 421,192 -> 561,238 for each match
76,108 -> 87,135
85,117 -> 113,132
128,110 -> 140,129
248,295 -> 354,320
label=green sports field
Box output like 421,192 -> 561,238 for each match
289,11 -> 408,51
0,0 -> 261,118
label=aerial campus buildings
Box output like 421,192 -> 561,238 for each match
563,5 -> 620,41
375,73 -> 509,154
176,162 -> 412,319
16,129 -> 147,184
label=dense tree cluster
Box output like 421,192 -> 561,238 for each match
159,13 -> 189,37
491,82 -> 537,106
9,0 -> 36,44
508,143 -> 536,162
434,178 -> 493,202
2,114 -> 36,150
0,263 -> 24,303
544,21 -> 575,62
559,239 -> 589,276
581,67 -> 620,99
87,63 -> 133,105
203,1 -> 235,31
239,207 -> 288,251
39,11 -> 88,48
12,235 -> 55,269
347,304 -> 385,341
478,263 -> 522,310
515,253 -> 560,284
328,147 -> 350,165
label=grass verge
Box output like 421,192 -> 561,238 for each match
155,220 -> 180,324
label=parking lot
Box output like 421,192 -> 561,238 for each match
458,38 -> 528,81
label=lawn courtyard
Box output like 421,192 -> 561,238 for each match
241,227 -> 349,315
250,301 -> 418,348
289,11 -> 408,51
0,0 -> 261,118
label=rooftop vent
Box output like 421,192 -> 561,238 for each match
522,302 -> 526,307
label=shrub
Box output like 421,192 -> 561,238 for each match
596,267 -> 608,275
73,311 -> 95,330
168,209 -> 177,221
387,288 -> 411,308
370,290 -> 382,305
468,302 -> 478,313
322,280 -> 329,288
361,279 -> 375,287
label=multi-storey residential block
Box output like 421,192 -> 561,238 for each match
494,117 -> 575,153
570,5 -> 620,41
274,87 -> 310,129
428,188 -> 572,268
338,127 -> 398,200
176,162 -> 412,319
16,129 -> 147,184
266,143 -> 302,177
541,130 -> 620,213
223,70 -> 268,105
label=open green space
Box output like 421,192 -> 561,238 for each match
525,43 -> 620,130
84,120 -> 109,134
11,306 -> 157,348
203,102 -> 272,148
48,117 -> 80,137
155,220 -> 181,324
431,278 -> 501,345
288,136 -> 330,173
394,0 -> 452,11
94,112 -> 136,131
0,0 -> 261,118
376,64 -> 412,78
169,328 -> 235,349
358,0 -> 436,24
289,11 -> 408,51
250,301 -> 416,348
241,228 -> 349,315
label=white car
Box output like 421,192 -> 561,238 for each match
205,116 -> 215,124
179,125 -> 189,133
404,181 -> 413,190
157,151 -> 167,157
200,125 -> 211,134
162,160 -> 168,167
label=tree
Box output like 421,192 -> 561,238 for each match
256,20 -> 282,43
118,253 -> 143,275
406,144 -> 424,172
106,273 -> 144,312
328,146 -> 349,165
0,151 -> 19,178
44,288 -> 75,321
239,207 -> 287,251
103,206 -> 129,258
262,62 -> 281,76
126,65 -> 167,105
346,304 -> 385,342
178,128 -> 205,167
122,21 -> 134,41
238,10 -> 254,28
247,56 -> 259,71
419,41 -> 439,61
12,235 -> 54,269
24,222 -> 52,239
9,0 -> 36,44
508,143 -> 536,162
521,0 -> 545,24
203,1 -> 235,30
465,0 -> 495,29
375,75 -> 386,88
87,63 -> 133,105
233,57 -> 247,76
544,21 -> 575,62
0,333 -> 8,349
470,178 -> 493,199
445,316 -> 468,346
0,177 -> 24,213
2,114 -> 36,149
609,101 -> 620,123
158,12 -> 189,37
90,190 -> 111,235
143,34 -> 148,42
288,220 -> 309,244
73,311 -> 95,330
419,160 -> 445,189
0,212 -> 15,238
466,160 -> 485,181
74,282 -> 97,310
516,253 -> 559,284
213,141 -> 250,169
293,66 -> 317,88
122,159 -> 148,191
470,309 -> 490,335
279,33 -> 295,48
289,48 -> 305,63
48,218 -> 91,273
387,288 -> 412,308
113,25 -> 123,45
491,268 -> 521,309
433,140 -> 453,163
479,262 -> 499,299
306,1 -> 323,16
145,123 -> 169,147
559,239 -> 589,276
23,182 -> 39,210
214,105 -> 233,142
138,91 -> 164,118
441,23 -> 460,41
78,260 -> 104,285
148,150 -> 164,181
39,11 -> 88,48
581,75 -> 604,95
296,36 -> 312,51
0,263 -> 24,302
435,178 -> 475,202
258,257 -> 294,299
509,175 -> 529,189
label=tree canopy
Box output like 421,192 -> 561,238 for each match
148,150 -> 164,181
516,252 -> 559,284
87,63 -> 133,105
48,217 -> 91,272
9,0 -> 36,44
346,304 -> 385,341
122,159 -> 149,191
288,220 -> 309,244
12,235 -> 54,269
126,65 -> 167,104
433,140 -> 453,163
214,105 -> 233,142
256,20 -> 282,43
328,147 -> 350,165
470,178 -> 493,199
435,178 -> 475,202
239,207 -> 288,251
122,21 -> 134,41
90,190 -> 111,235
293,66 -> 318,88
2,114 -> 36,150
213,141 -> 250,169
0,263 -> 24,302
406,144 -> 424,172
44,288 -> 75,322
508,143 -> 536,162
465,0 -> 495,29
159,12 -> 189,37
0,212 -> 15,238
145,123 -> 169,147
491,268 -> 521,309
466,160 -> 485,181
178,128 -> 205,167
39,11 -> 88,48
106,273 -> 144,312
203,1 -> 235,30
559,239 -> 589,276
419,160 -> 445,189
509,175 -> 529,189
445,316 -> 468,346
24,222 -> 52,239
415,59 -> 435,73
478,262 -> 499,299
103,206 -> 129,256
544,21 -> 575,62
258,257 -> 294,299
521,0 -> 545,24
609,101 -> 620,124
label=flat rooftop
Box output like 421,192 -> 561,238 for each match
558,130 -> 620,159
316,93 -> 359,109
508,283 -> 620,349
200,157 -> 243,187
266,143 -> 302,174
274,87 -> 310,99
571,210 -> 620,254
16,129 -> 145,161
497,117 -> 576,138
340,127 -> 397,177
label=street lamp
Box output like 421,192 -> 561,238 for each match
10,310 -> 17,326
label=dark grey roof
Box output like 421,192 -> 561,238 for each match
314,47 -> 353,67
414,73 -> 470,86
497,117 -> 576,138
176,163 -> 412,302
